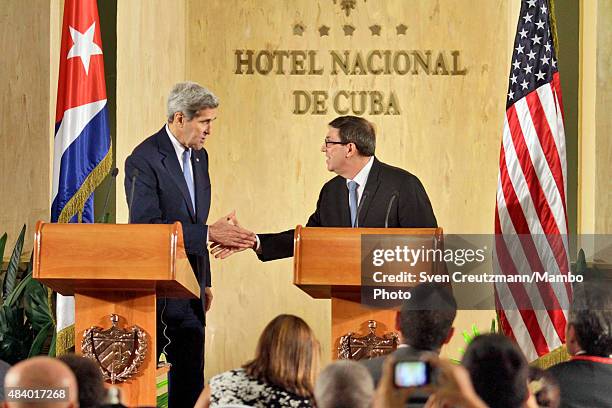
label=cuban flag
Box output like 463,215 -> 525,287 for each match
52,0 -> 112,354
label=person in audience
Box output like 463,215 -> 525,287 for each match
58,354 -> 106,408
3,356 -> 79,408
372,354 -> 487,408
0,359 -> 10,402
527,367 -> 560,408
362,283 -> 457,386
315,360 -> 374,408
362,283 -> 456,407
195,314 -> 319,408
547,282 -> 612,408
461,334 -> 529,408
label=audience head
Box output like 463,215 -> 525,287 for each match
566,282 -> 612,357
462,334 -> 528,408
3,356 -> 78,408
0,359 -> 10,402
58,354 -> 106,408
243,314 -> 320,399
528,367 -> 560,408
398,283 -> 457,351
315,360 -> 374,408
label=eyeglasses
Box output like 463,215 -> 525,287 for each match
324,139 -> 349,148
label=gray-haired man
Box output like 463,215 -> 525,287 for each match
125,81 -> 255,407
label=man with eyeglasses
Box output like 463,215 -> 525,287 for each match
213,115 -> 437,261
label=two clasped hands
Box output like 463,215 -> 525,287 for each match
207,210 -> 256,260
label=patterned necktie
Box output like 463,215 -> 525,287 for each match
348,180 -> 359,227
182,149 -> 195,211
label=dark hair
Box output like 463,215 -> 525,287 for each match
399,283 -> 457,350
568,282 -> 612,356
243,314 -> 320,399
462,334 -> 529,408
328,116 -> 376,156
528,367 -> 560,408
58,354 -> 106,408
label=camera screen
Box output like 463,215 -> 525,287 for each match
394,361 -> 429,388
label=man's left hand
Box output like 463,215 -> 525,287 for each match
204,287 -> 213,312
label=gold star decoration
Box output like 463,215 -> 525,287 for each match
318,25 -> 330,37
396,24 -> 407,35
293,23 -> 305,36
343,24 -> 355,36
369,24 -> 381,36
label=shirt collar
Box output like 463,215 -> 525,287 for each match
346,156 -> 374,187
166,124 -> 190,157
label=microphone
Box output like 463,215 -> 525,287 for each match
97,168 -> 119,223
127,168 -> 139,224
384,191 -> 399,228
354,191 -> 369,228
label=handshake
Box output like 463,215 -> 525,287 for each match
207,210 -> 257,259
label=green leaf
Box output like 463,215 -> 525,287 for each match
575,249 -> 587,275
25,279 -> 54,333
5,273 -> 32,307
3,225 -> 26,298
28,321 -> 53,357
0,305 -> 33,364
48,329 -> 57,357
0,232 -> 7,266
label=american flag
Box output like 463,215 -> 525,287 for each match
494,0 -> 571,362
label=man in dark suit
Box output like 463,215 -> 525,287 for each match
125,82 -> 255,408
547,282 -> 612,408
362,283 -> 456,407
212,115 -> 437,261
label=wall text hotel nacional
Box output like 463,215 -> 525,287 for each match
234,49 -> 468,116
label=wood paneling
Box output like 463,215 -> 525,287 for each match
115,0 -> 187,223
33,221 -> 199,298
595,0 -> 612,234
76,291 -> 156,407
0,0 -> 54,255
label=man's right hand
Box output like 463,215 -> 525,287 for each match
208,211 -> 256,248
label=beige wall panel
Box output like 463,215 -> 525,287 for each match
595,0 -> 612,234
0,1 -> 52,256
115,0 -> 187,223
187,0 -> 513,376
579,0 -> 597,234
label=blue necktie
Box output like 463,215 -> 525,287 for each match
348,180 -> 359,227
182,149 -> 195,211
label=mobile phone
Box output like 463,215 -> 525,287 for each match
393,360 -> 432,388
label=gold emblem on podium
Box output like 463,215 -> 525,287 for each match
338,320 -> 399,360
81,314 -> 147,383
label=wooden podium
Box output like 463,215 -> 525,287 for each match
32,221 -> 200,407
293,226 -> 442,359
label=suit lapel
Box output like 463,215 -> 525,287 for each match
156,128 -> 196,220
340,181 -> 352,227
358,157 -> 381,226
192,149 -> 209,220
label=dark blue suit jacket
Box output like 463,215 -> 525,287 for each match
125,126 -> 211,324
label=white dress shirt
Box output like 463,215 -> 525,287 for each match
165,124 -> 209,242
346,156 -> 374,205
166,124 -> 193,174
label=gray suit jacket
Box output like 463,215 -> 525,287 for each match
361,346 -> 432,408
